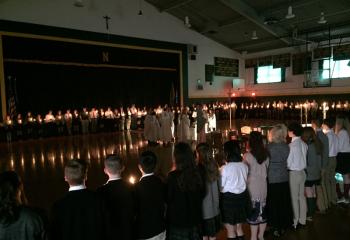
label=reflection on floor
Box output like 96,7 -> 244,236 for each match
0,120 -> 349,240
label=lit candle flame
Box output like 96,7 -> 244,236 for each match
129,176 -> 136,184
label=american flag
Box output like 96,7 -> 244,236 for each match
7,76 -> 18,118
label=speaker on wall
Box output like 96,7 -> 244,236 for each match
189,54 -> 197,60
187,44 -> 198,54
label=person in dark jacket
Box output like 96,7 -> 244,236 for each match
134,151 -> 166,240
50,159 -> 108,240
0,171 -> 45,240
97,154 -> 134,240
167,142 -> 204,240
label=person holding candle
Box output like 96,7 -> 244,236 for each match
80,108 -> 90,134
177,108 -> 191,143
144,109 -> 160,146
160,107 -> 173,146
208,109 -> 217,132
64,110 -> 72,135
55,110 -> 65,136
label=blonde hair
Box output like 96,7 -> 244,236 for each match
335,115 -> 350,135
268,124 -> 287,143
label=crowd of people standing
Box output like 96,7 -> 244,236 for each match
2,99 -> 350,143
1,113 -> 350,240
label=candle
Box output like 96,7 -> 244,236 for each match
322,102 -> 328,120
129,176 -> 136,184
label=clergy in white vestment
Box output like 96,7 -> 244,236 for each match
177,109 -> 191,142
144,111 -> 160,146
208,109 -> 216,132
160,108 -> 173,145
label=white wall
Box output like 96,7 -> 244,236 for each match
0,0 -> 243,99
244,45 -> 350,97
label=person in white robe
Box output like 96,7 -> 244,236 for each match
208,109 -> 216,132
160,108 -> 174,146
144,110 -> 160,146
177,108 -> 191,142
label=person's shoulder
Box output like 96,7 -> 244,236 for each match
268,142 -> 287,149
20,207 -> 42,221
239,161 -> 249,170
167,170 -> 179,183
52,191 -> 71,207
168,170 -> 178,178
243,152 -> 254,162
136,175 -> 165,188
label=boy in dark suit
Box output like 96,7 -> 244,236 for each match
97,154 -> 134,240
134,151 -> 166,240
50,159 -> 107,240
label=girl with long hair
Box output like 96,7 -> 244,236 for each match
0,171 -> 45,239
220,140 -> 249,240
167,142 -> 204,240
196,143 -> 221,240
243,131 -> 269,240
301,127 -> 323,221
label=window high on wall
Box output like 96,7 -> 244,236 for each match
254,65 -> 285,84
321,59 -> 350,79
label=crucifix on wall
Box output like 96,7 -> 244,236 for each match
103,15 -> 111,30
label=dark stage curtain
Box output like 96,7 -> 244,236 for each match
5,62 -> 177,114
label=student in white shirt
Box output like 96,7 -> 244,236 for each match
287,122 -> 308,229
335,115 -> 350,203
322,118 -> 339,205
220,140 -> 249,240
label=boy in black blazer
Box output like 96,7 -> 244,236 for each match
50,159 -> 108,240
134,151 -> 166,240
97,154 -> 134,240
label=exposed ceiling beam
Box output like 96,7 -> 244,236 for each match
229,20 -> 350,50
278,9 -> 350,26
219,0 -> 291,45
261,0 -> 319,16
218,17 -> 248,28
230,37 -> 279,49
159,0 -> 194,12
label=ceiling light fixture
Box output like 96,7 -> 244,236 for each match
74,0 -> 84,7
285,5 -> 295,19
185,16 -> 191,28
251,30 -> 258,40
318,12 -> 327,24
